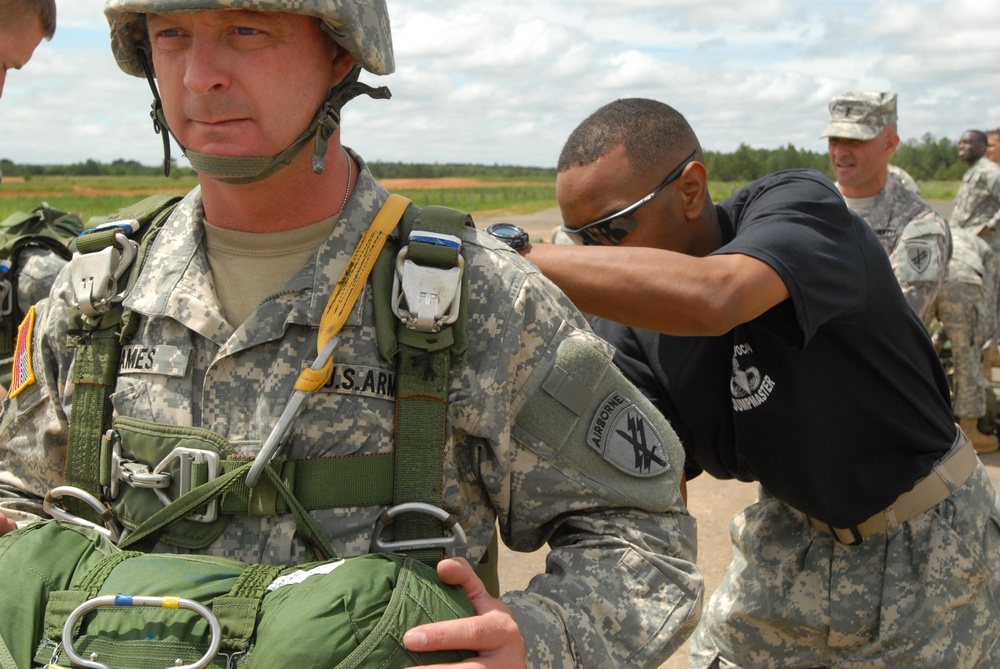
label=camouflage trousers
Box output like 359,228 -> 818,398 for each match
688,456 -> 1000,668
932,280 -> 989,417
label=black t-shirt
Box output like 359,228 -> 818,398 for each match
592,169 -> 956,527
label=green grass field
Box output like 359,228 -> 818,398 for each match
0,175 -> 960,226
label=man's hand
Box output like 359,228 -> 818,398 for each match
0,513 -> 17,537
402,557 -> 526,668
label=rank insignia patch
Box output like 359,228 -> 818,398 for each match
9,305 -> 36,399
587,391 -> 670,477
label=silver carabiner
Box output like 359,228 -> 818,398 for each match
43,486 -> 122,543
245,335 -> 341,488
62,594 -> 221,669
370,502 -> 468,556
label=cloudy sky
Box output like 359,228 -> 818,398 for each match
1,0 -> 999,170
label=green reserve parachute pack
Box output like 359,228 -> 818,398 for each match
0,519 -> 475,669
0,203 -> 84,386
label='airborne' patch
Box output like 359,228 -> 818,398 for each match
9,305 -> 36,399
587,391 -> 669,478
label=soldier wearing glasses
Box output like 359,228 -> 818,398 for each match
522,97 -> 1000,668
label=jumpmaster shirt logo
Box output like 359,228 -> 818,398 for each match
730,344 -> 775,412
587,391 -> 669,477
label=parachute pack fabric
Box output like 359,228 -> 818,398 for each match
0,521 -> 475,669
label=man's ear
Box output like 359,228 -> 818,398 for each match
885,131 -> 901,157
679,161 -> 709,219
330,44 -> 357,86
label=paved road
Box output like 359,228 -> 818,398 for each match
476,200 -> 977,668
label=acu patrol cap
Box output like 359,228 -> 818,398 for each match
104,0 -> 395,77
821,91 -> 897,141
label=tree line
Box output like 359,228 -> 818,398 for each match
0,132 -> 968,182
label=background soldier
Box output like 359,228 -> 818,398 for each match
822,91 -> 951,324
929,227 -> 999,452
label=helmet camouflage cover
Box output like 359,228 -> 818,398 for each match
104,0 -> 395,76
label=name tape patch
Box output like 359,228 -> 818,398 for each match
588,391 -> 669,478
118,344 -> 191,377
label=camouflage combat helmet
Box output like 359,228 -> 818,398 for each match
103,0 -> 393,183
105,0 -> 395,76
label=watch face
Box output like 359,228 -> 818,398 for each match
486,223 -> 529,250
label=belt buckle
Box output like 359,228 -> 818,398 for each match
829,523 -> 864,546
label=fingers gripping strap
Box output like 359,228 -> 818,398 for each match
293,194 -> 412,393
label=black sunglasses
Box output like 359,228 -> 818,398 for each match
559,150 -> 698,246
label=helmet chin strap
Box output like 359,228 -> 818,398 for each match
137,51 -> 391,184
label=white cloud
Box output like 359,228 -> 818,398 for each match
1,0 -> 999,170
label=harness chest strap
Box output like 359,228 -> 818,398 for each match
65,194 -> 182,522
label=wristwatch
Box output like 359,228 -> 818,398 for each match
485,222 -> 530,251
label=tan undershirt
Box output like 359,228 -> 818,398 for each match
203,215 -> 340,325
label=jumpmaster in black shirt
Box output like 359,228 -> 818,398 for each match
592,169 -> 956,528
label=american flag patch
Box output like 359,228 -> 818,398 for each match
9,305 -> 36,399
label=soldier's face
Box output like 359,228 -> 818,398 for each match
957,132 -> 985,162
987,134 -> 1000,164
147,10 -> 353,160
557,144 -> 694,253
0,13 -> 46,102
827,128 -> 897,196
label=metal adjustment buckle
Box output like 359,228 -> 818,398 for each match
70,224 -> 140,317
370,502 -> 468,556
107,430 -> 220,523
391,232 -> 463,333
107,430 -> 170,500
0,259 -> 12,317
62,594 -> 221,669
153,447 -> 220,522
43,486 -> 122,543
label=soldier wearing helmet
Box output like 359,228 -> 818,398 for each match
0,2 -> 702,667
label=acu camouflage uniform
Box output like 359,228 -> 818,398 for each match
929,227 -> 998,418
951,156 -> 1000,237
844,176 -> 951,322
0,155 -> 702,669
952,157 -> 1000,330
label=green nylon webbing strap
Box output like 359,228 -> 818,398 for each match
212,454 -> 394,515
389,206 -> 473,567
65,331 -> 122,518
120,462 -> 335,563
65,195 -> 181,524
214,562 -> 284,652
78,550 -> 145,599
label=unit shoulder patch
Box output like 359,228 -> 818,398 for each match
905,239 -> 933,273
587,390 -> 670,478
9,305 -> 36,399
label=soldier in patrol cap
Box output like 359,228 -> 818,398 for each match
524,97 -> 1000,667
0,2 -> 702,666
822,91 -> 951,326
